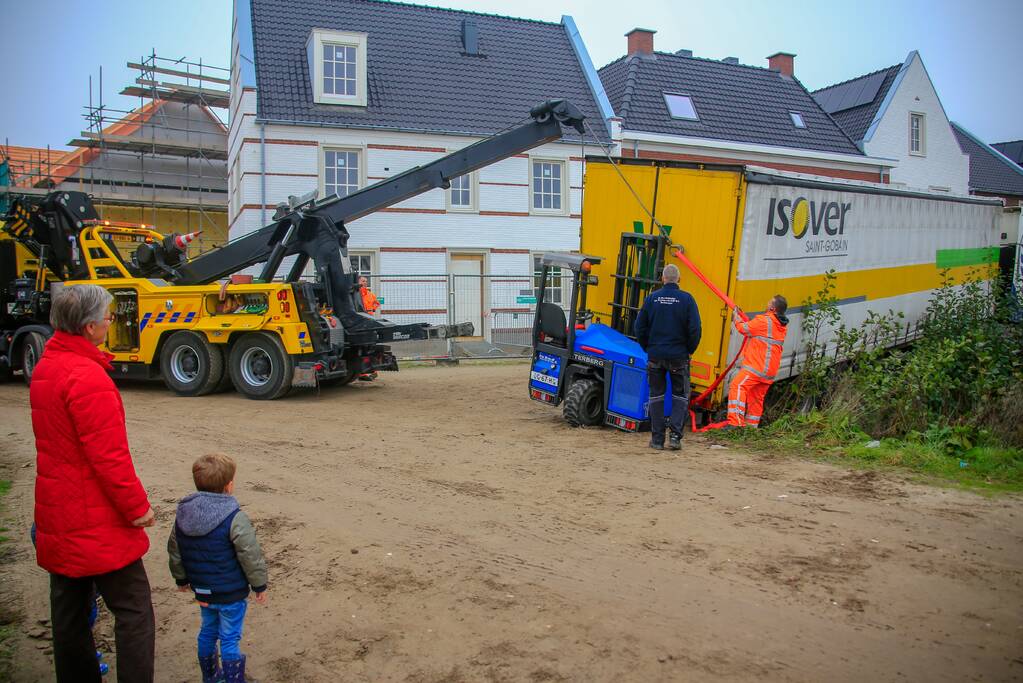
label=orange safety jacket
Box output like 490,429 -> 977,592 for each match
733,310 -> 788,382
361,287 -> 380,314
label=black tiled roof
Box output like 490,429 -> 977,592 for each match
598,52 -> 863,156
248,0 -> 608,142
951,123 -> 1023,197
992,140 -> 1023,167
811,65 -> 900,144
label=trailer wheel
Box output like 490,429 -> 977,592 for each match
160,331 -> 225,397
20,332 -> 46,386
563,378 -> 605,427
228,332 -> 293,400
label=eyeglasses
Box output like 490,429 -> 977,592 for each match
102,313 -> 115,322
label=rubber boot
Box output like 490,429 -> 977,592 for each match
199,654 -> 224,683
223,655 -> 255,683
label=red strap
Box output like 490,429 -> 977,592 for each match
668,247 -> 748,432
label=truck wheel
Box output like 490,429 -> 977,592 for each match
229,332 -> 293,400
20,332 -> 46,386
160,331 -> 225,397
563,378 -> 605,427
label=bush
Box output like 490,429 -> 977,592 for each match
753,266 -> 1023,486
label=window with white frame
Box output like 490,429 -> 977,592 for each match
308,29 -> 367,106
447,172 -> 476,211
531,160 -> 565,212
533,255 -> 564,305
350,252 -> 373,279
910,112 -> 926,155
323,149 -> 360,198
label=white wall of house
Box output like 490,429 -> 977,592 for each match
863,53 -> 969,194
229,89 -> 598,278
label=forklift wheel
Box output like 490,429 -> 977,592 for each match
20,332 -> 47,387
563,378 -> 605,427
160,331 -> 225,397
228,332 -> 294,400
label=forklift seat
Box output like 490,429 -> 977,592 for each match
539,302 -> 567,343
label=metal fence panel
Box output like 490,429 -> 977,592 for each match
360,273 -> 574,360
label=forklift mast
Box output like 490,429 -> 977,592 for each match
170,99 -> 587,331
610,231 -> 667,338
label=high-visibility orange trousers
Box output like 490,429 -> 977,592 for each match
727,369 -> 772,427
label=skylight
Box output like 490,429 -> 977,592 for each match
664,93 -> 699,121
790,112 -> 807,128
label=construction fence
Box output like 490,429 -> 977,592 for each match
361,273 -> 576,361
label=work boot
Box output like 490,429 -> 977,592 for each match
649,437 -> 664,450
198,654 -> 224,683
223,655 -> 256,683
668,433 -> 682,451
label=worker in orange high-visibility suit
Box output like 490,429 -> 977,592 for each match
726,295 -> 788,428
359,276 -> 380,316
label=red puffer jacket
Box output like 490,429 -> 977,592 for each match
31,331 -> 151,577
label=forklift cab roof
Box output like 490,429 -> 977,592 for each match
539,253 -> 602,271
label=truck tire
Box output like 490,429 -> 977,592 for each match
20,332 -> 46,386
563,378 -> 605,427
228,332 -> 293,400
160,331 -> 225,397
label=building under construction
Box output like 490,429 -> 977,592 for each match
1,53 -> 229,252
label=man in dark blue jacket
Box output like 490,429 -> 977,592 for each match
634,264 -> 702,450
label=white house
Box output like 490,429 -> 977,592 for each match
813,51 -> 970,194
229,0 -> 613,341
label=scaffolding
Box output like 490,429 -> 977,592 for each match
2,51 -> 230,252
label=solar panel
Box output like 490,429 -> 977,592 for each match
815,70 -> 888,114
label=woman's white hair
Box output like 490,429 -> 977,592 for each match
50,284 -> 113,335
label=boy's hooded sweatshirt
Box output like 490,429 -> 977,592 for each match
168,492 -> 267,604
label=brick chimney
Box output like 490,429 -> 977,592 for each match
626,28 -> 656,56
767,52 -> 796,77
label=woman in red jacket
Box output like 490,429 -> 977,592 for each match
31,284 -> 156,683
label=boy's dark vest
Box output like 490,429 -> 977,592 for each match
175,509 -> 249,604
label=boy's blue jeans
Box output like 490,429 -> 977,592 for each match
197,600 -> 247,661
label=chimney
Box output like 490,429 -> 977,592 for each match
767,52 -> 795,77
626,28 -> 656,56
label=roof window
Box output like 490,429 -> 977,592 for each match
790,111 -> 806,128
664,93 -> 699,121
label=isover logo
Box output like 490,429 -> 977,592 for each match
766,196 -> 851,256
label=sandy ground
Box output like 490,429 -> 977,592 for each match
1,362 -> 1021,682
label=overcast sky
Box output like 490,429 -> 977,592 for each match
1,0 -> 1019,149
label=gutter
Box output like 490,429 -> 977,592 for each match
252,117 -> 608,146
622,129 -> 898,168
561,15 -> 615,137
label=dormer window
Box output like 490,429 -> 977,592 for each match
308,29 -> 367,107
663,93 -> 699,121
789,111 -> 806,128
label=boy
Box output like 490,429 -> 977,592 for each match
169,453 -> 268,683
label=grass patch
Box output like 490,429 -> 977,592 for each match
721,412 -> 1023,493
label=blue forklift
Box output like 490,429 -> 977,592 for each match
528,233 -> 671,431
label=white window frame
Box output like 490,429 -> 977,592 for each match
909,112 -> 926,156
308,29 -> 368,107
789,111 -> 807,129
349,251 -> 376,279
319,145 -> 365,199
532,253 -> 567,306
446,170 -> 478,213
528,157 -> 569,216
